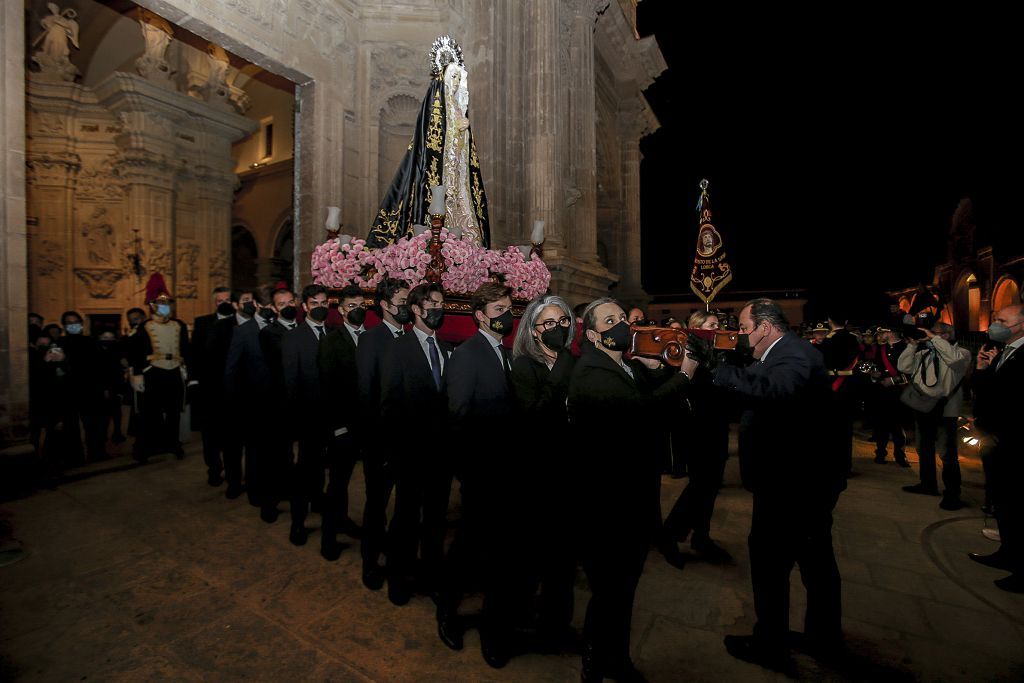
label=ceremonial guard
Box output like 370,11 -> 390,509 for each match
129,273 -> 189,461
816,313 -> 861,477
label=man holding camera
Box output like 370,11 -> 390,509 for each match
897,321 -> 971,510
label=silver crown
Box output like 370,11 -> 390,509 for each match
429,35 -> 465,76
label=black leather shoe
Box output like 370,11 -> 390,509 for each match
207,474 -> 223,487
692,538 -> 733,564
874,454 -> 887,464
361,565 -> 386,591
173,446 -> 185,460
994,574 -> 1024,593
289,525 -> 307,546
480,633 -> 510,669
723,634 -> 794,673
658,541 -> 687,570
968,551 -> 1010,570
437,614 -> 464,651
902,483 -> 940,496
895,457 -> 911,468
939,497 -> 966,511
225,484 -> 245,500
388,579 -> 412,606
260,506 -> 279,524
320,541 -> 348,562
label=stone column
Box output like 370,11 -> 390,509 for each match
1,0 -> 30,449
567,2 -> 599,263
524,0 -> 563,248
616,125 -> 646,304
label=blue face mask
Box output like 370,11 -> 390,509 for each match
64,323 -> 83,335
156,304 -> 172,318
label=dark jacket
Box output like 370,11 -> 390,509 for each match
713,333 -> 843,498
380,330 -> 453,427
972,342 -> 1024,442
224,318 -> 270,412
356,322 -> 403,431
446,331 -> 512,424
318,325 -> 361,434
259,320 -> 294,402
282,322 -> 328,426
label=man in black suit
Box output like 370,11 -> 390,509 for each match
357,277 -> 410,590
256,286 -> 299,523
207,289 -> 257,498
55,310 -> 105,465
686,298 -> 845,671
190,286 -> 233,486
969,303 -> 1024,593
442,282 -> 517,668
224,290 -> 274,502
316,285 -> 368,560
381,282 -> 453,606
282,284 -> 332,550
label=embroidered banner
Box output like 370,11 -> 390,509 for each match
689,179 -> 732,304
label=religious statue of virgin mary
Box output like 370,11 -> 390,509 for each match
366,36 -> 491,249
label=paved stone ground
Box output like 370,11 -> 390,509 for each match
1,431 -> 1023,682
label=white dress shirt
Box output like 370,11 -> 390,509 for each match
305,317 -> 326,339
413,325 -> 445,373
381,319 -> 403,338
478,329 -> 508,370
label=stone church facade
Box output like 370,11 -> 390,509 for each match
1,0 -> 663,446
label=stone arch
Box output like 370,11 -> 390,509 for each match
377,93 -> 420,201
992,275 -> 1020,312
951,269 -> 981,333
231,223 -> 258,291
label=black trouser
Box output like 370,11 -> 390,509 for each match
138,368 -> 183,457
198,394 -> 226,479
361,445 -> 396,571
581,510 -> 650,671
324,432 -> 358,540
529,471 -> 577,638
387,450 -> 451,587
665,419 -> 729,543
871,387 -> 907,459
915,409 -> 960,497
831,390 -> 855,475
61,399 -> 107,464
249,418 -> 291,511
291,433 -> 356,543
987,439 -> 1022,574
749,491 -> 842,649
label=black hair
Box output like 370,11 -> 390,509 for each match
301,284 -> 328,304
375,278 -> 410,312
340,285 -> 364,301
60,310 -> 82,325
408,282 -> 444,312
126,307 -> 146,319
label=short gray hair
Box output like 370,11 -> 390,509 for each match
745,298 -> 789,330
513,295 -> 575,364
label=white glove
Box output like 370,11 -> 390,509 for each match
131,375 -> 145,393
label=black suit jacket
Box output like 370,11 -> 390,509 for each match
259,320 -> 294,402
380,330 -> 452,427
224,319 -> 270,412
199,316 -> 237,406
972,342 -> 1024,442
282,322 -> 327,425
190,313 -> 216,377
318,325 -> 361,433
356,322 -> 402,429
446,331 -> 512,424
714,333 -> 842,497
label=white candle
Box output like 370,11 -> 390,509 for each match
517,245 -> 532,259
531,219 -> 545,244
325,206 -> 341,230
428,185 -> 447,215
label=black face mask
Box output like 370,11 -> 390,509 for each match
540,326 -> 569,350
217,302 -> 235,316
423,309 -> 445,330
279,305 -> 297,321
596,321 -> 631,351
260,307 -> 277,321
487,310 -> 514,337
392,304 -> 413,325
307,306 -> 329,323
241,302 -> 257,318
346,307 -> 366,327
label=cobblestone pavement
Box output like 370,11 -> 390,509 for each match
1,433 -> 1022,682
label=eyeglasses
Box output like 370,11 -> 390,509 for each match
535,316 -> 572,331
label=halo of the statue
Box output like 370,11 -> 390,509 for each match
429,35 -> 464,77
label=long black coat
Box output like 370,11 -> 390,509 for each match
223,319 -> 270,414
568,344 -> 689,535
356,323 -> 402,432
282,322 -> 328,428
318,326 -> 361,435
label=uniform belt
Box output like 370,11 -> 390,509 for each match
828,370 -> 854,376
147,353 -> 182,362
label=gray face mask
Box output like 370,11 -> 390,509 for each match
988,322 -> 1018,344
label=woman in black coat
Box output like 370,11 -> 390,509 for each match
568,297 -> 691,683
509,294 -> 578,652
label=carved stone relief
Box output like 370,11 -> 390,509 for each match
73,268 -> 125,299
77,206 -> 117,265
35,239 -> 67,277
176,242 -> 200,298
208,249 -> 229,283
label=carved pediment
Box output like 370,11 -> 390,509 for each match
74,268 -> 125,298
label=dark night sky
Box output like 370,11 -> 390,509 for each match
636,4 -> 1023,321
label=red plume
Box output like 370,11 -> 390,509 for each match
145,272 -> 170,302
274,280 -> 288,291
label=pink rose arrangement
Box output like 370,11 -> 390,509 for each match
312,230 -> 551,300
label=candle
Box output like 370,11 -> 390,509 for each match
325,206 -> 341,230
517,245 -> 532,259
412,224 -> 429,237
428,185 -> 446,216
531,219 -> 545,245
